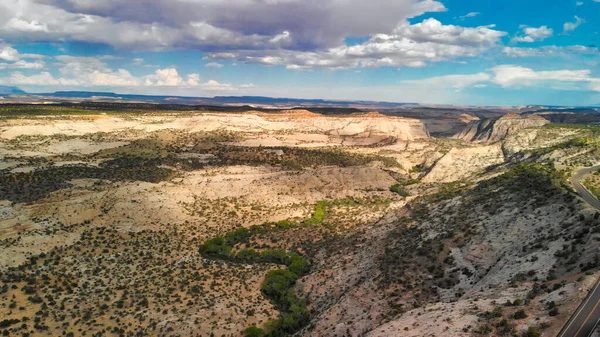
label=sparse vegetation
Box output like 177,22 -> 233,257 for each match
1,106 -> 599,337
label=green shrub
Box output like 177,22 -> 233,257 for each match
304,201 -> 326,225
522,327 -> 541,337
390,184 -> 410,197
244,326 -> 266,337
513,309 -> 528,319
0,319 -> 20,328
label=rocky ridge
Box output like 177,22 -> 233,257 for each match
0,110 -> 430,141
455,113 -> 549,143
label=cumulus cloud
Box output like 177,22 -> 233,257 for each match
490,65 -> 599,91
0,44 -> 46,70
396,65 -> 600,92
0,1 -> 513,70
144,68 -> 184,86
0,45 -> 20,61
206,18 -> 506,70
0,0 -> 445,51
512,25 -> 553,43
0,54 -> 238,91
563,16 -> 584,33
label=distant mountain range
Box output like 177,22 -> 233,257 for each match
38,91 -> 414,108
1,86 -> 599,109
0,86 -> 26,95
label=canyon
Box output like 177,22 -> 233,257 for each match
0,105 -> 599,337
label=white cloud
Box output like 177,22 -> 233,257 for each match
576,1 -> 583,5
0,0 -> 499,71
0,44 -> 46,70
90,69 -> 140,86
132,58 -> 144,65
458,12 -> 480,20
490,65 -> 599,91
0,71 -> 80,86
0,55 -> 239,91
0,45 -> 20,61
144,68 -> 184,86
206,18 -> 506,70
0,60 -> 45,70
394,65 -> 600,93
512,25 -> 553,43
186,73 -> 200,86
269,31 -> 292,45
55,55 -> 112,75
205,62 -> 224,69
0,0 -> 446,52
203,79 -> 235,91
563,16 -> 584,33
402,73 -> 491,89
4,18 -> 50,33
503,45 -> 599,57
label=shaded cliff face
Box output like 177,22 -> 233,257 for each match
455,113 -> 549,143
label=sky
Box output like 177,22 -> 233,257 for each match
0,0 -> 599,106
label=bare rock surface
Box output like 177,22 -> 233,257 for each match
455,113 -> 549,143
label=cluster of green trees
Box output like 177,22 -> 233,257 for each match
476,163 -> 563,195
208,145 -> 400,171
245,261 -> 310,336
529,136 -> 597,158
584,176 -> 600,200
199,216 -> 313,336
544,123 -> 600,134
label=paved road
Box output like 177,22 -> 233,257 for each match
571,165 -> 600,210
558,165 -> 600,337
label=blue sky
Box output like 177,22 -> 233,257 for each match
0,0 -> 598,106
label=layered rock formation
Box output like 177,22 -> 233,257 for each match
455,113 -> 549,143
0,110 -> 430,141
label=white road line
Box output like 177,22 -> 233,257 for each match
586,316 -> 600,337
559,280 -> 600,337
560,165 -> 600,337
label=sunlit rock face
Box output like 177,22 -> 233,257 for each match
455,113 -> 549,143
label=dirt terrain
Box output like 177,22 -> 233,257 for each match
1,106 -> 599,337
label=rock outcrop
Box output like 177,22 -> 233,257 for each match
422,144 -> 504,183
454,113 -> 549,143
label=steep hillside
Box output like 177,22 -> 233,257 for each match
300,163 -> 600,337
455,113 -> 549,143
